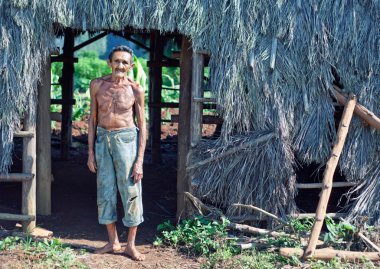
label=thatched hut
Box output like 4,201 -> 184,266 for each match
0,1 -> 379,231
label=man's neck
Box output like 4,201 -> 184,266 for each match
111,75 -> 127,85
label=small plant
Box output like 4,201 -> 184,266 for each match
154,216 -> 237,257
324,217 -> 356,246
289,217 -> 314,235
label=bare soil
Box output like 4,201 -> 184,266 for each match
0,123 -> 207,269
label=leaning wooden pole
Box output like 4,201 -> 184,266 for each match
304,93 -> 356,258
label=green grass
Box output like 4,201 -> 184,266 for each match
0,236 -> 88,268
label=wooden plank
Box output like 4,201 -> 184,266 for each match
60,29 -> 75,160
14,131 -> 35,138
51,99 -> 76,105
0,173 -> 34,182
149,31 -> 164,164
0,213 -> 35,222
22,113 -> 37,232
147,60 -> 180,68
73,31 -> 108,51
177,36 -> 193,219
289,213 -> 347,219
193,97 -> 216,103
304,94 -> 356,258
171,114 -> 223,124
190,52 -> 205,147
50,112 -> 62,122
296,181 -> 357,189
148,102 -> 178,108
37,55 -> 52,215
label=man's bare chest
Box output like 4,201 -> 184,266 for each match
96,85 -> 135,112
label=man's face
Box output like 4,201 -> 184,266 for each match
107,51 -> 134,78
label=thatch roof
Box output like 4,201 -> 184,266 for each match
0,1 -> 379,224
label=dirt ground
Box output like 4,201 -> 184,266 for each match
0,123 -> 207,269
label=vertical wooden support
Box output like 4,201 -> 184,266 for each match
176,36 -> 192,219
148,31 -> 163,164
61,28 -> 75,160
304,94 -> 357,258
190,52 -> 204,147
36,55 -> 52,215
22,114 -> 36,232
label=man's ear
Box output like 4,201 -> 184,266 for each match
130,63 -> 135,70
107,59 -> 112,67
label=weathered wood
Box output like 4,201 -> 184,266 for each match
149,31 -> 163,164
304,94 -> 356,258
177,36 -> 193,219
172,114 -> 223,124
193,97 -> 216,103
231,203 -> 287,225
22,113 -> 37,232
37,55 -> 52,215
289,213 -> 347,219
333,86 -> 380,131
60,28 -> 75,160
0,173 -> 34,182
187,132 -> 275,171
190,52 -> 205,147
281,247 -> 380,262
50,112 -> 62,122
14,131 -> 35,138
227,222 -> 282,238
296,181 -> 357,189
358,232 -> 380,252
0,213 -> 35,222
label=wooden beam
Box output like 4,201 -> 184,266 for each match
296,181 -> 357,189
177,36 -> 192,219
60,28 -> 75,160
281,248 -> 380,262
190,52 -> 205,147
171,115 -> 223,124
22,113 -> 37,232
149,31 -> 164,164
333,86 -> 380,131
51,99 -> 76,105
193,97 -> 216,103
73,31 -> 108,52
288,213 -> 347,219
14,131 -> 35,138
0,173 -> 34,182
0,213 -> 35,222
37,55 -> 52,215
304,94 -> 357,258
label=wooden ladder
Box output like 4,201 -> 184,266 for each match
0,114 -> 36,232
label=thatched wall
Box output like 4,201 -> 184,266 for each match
0,1 -> 379,224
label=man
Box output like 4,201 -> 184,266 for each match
87,45 -> 146,261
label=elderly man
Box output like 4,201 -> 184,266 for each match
87,45 -> 146,261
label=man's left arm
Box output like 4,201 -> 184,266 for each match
132,85 -> 146,183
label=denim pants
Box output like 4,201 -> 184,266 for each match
95,126 -> 143,227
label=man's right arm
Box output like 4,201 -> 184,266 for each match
87,79 -> 99,173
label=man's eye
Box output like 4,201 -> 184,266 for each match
123,61 -> 129,65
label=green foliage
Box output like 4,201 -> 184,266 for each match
289,217 -> 314,235
154,216 -> 237,257
0,236 -> 87,268
324,217 -> 356,245
267,234 -> 301,248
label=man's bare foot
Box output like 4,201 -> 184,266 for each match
94,242 -> 122,254
124,244 -> 145,261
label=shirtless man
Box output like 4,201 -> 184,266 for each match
87,45 -> 146,261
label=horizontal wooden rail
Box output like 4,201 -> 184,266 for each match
289,213 -> 347,219
14,131 -> 35,138
193,97 -> 217,103
171,115 -> 223,124
296,181 -> 357,189
51,99 -> 76,105
0,173 -> 34,182
0,213 -> 35,222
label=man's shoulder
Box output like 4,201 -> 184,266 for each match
90,75 -> 112,91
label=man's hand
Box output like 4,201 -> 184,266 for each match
132,162 -> 143,183
87,154 -> 97,173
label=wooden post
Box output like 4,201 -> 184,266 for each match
148,31 -> 163,164
61,28 -> 75,160
304,94 -> 357,258
22,113 -> 36,232
190,52 -> 204,147
177,36 -> 192,219
36,55 -> 52,215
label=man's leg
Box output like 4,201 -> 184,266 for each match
124,226 -> 145,261
94,223 -> 121,254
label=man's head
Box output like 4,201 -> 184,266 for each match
107,45 -> 134,78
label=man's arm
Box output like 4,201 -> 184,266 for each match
132,85 -> 146,182
87,79 -> 99,173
